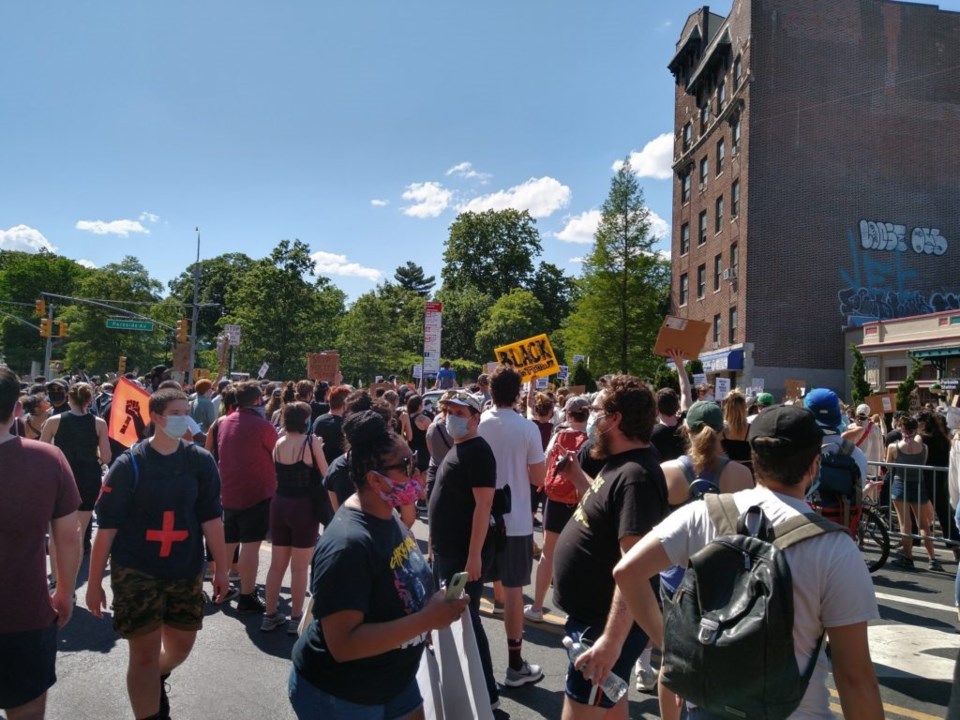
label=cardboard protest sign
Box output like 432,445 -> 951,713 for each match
654,316 -> 710,360
715,377 -> 731,401
494,334 -> 558,381
783,379 -> 806,400
172,341 -> 190,372
108,378 -> 151,448
865,393 -> 897,416
567,385 -> 586,396
307,352 -> 339,382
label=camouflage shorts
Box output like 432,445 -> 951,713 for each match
110,563 -> 203,638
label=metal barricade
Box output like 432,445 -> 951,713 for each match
866,460 -> 955,547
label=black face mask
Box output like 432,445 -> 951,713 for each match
48,392 -> 66,405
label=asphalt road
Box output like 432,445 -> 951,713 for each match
17,517 -> 960,720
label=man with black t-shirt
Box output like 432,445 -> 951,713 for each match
553,375 -> 668,718
312,385 -> 351,465
428,390 -> 500,710
650,388 -> 686,462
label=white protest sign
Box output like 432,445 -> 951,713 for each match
224,324 -> 242,346
693,373 -> 707,386
423,302 -> 442,374
752,378 -> 765,391
715,377 -> 731,401
413,364 -> 422,379
535,377 -> 549,390
257,362 -> 269,379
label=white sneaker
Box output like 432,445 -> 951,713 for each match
634,659 -> 658,693
523,604 -> 544,622
504,660 -> 543,687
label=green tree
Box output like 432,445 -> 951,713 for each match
561,160 -> 670,377
434,285 -> 494,364
896,356 -> 923,412
474,289 -> 545,360
222,240 -> 345,379
441,209 -> 542,298
167,253 -> 256,342
571,361 -> 596,393
528,261 -> 578,334
849,343 -> 873,405
393,262 -> 435,297
337,291 -> 399,384
0,251 -> 88,373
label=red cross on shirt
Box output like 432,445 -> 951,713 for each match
145,511 -> 189,558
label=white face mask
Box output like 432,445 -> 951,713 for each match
161,415 -> 191,440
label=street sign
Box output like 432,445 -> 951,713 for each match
423,302 -> 442,374
106,318 -> 154,331
224,324 -> 241,346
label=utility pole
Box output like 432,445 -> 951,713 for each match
187,227 -> 201,384
43,301 -> 54,374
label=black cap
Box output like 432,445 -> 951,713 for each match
748,405 -> 822,449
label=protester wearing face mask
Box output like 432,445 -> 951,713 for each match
427,391 -> 501,710
290,410 -> 467,720
213,381 -> 279,614
87,388 -> 230,720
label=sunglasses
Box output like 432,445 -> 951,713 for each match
379,451 -> 418,478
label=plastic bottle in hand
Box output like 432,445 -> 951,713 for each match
561,635 -> 629,703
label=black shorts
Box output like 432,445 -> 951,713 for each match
544,498 -> 577,535
77,472 -> 103,512
223,498 -> 271,543
110,563 -> 204,638
0,622 -> 57,709
490,535 -> 533,588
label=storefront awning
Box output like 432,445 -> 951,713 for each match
910,347 -> 960,359
667,348 -> 744,373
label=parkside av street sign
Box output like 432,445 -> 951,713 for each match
106,318 -> 154,332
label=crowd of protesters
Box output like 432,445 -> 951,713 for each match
2,358 -> 960,719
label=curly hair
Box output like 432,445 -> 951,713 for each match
596,375 -> 656,443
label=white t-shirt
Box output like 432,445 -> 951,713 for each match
845,422 -> 884,470
478,407 -> 545,537
655,486 -> 879,719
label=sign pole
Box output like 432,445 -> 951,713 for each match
43,301 -> 54,374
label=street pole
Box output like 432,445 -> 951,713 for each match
187,227 -> 201,384
43,301 -> 54,375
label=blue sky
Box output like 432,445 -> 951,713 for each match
2,1 -> 824,300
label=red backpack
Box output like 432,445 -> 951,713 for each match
544,428 -> 589,505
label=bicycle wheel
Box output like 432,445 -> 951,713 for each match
858,508 -> 890,573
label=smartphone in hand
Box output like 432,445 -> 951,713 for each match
445,571 -> 469,600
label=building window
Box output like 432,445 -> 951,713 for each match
699,157 -> 708,189
732,117 -> 741,153
717,79 -> 726,113
698,210 -> 708,245
681,171 -> 691,203
734,55 -> 742,86
680,223 -> 690,256
731,179 -> 740,217
730,242 -> 739,275
714,254 -> 722,291
700,101 -> 709,130
728,306 -> 738,344
886,366 -> 907,383
715,196 -> 724,232
683,122 -> 692,151
697,264 -> 706,299
716,139 -> 725,174
713,314 -> 721,344
680,274 -> 689,306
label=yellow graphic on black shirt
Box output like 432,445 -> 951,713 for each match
572,474 -> 606,528
390,534 -> 418,570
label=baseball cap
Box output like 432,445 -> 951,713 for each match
685,401 -> 724,432
855,403 -> 871,419
748,405 -> 823,448
445,390 -> 484,414
756,392 -> 775,407
564,396 -> 590,414
803,388 -> 842,431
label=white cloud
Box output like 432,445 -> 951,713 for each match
0,225 -> 56,253
402,182 -> 453,218
139,211 -> 160,223
555,210 -> 602,244
458,176 -> 571,219
75,258 -> 98,269
76,219 -> 150,237
613,132 -> 674,180
445,161 -> 491,182
568,257 -> 585,264
311,250 -> 381,281
648,210 -> 670,240
370,199 -> 389,207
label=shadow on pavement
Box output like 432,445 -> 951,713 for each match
57,605 -> 119,654
872,573 -> 943,595
879,603 -> 956,630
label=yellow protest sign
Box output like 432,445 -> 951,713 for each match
494,334 -> 558,381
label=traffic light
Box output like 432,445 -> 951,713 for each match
58,321 -> 69,338
118,356 -> 127,373
39,318 -> 52,337
35,299 -> 46,316
176,319 -> 188,343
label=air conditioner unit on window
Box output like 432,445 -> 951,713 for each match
721,267 -> 739,281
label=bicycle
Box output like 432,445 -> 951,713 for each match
809,480 -> 890,573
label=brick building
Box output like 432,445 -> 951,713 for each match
668,0 -> 960,400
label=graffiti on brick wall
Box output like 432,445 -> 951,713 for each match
859,220 -> 948,256
839,225 -> 959,326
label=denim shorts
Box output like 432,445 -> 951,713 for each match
288,667 -> 422,720
564,617 -> 648,709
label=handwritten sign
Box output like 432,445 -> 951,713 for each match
715,377 -> 731,401
494,334 -> 558,381
307,352 -> 340,382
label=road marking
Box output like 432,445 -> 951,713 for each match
829,689 -> 943,720
875,591 -> 957,616
867,624 -> 959,681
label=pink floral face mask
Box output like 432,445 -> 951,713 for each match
374,451 -> 424,508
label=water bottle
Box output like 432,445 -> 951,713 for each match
562,635 -> 629,703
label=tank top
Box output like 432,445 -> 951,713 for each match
409,413 -> 430,471
721,428 -> 753,473
893,445 -> 926,484
54,412 -> 102,484
274,437 -> 313,498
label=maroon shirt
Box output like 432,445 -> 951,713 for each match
0,438 -> 80,634
216,408 -> 278,510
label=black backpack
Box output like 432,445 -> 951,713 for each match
809,438 -> 861,527
661,494 -> 846,720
